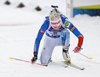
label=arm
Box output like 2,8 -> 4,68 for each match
68,23 -> 84,47
69,23 -> 84,53
34,20 -> 49,56
63,18 -> 84,52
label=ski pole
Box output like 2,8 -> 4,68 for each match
9,57 -> 48,66
78,52 -> 93,59
9,57 -> 30,63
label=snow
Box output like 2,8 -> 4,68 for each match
0,0 -> 100,77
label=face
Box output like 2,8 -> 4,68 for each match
50,18 -> 62,29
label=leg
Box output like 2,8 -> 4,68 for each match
61,29 -> 70,47
40,35 -> 59,65
61,29 -> 71,62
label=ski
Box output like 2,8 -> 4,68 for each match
9,57 -> 84,69
36,63 -> 48,67
63,61 -> 85,70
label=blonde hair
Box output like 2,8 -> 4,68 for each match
49,11 -> 60,21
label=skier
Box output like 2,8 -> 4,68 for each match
31,5 -> 84,66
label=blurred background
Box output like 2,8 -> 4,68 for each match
0,0 -> 100,25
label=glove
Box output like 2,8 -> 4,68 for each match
73,46 -> 81,53
31,55 -> 37,63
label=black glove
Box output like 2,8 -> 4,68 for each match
31,55 -> 37,63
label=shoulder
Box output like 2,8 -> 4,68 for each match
60,14 -> 70,26
45,16 -> 49,21
60,14 -> 68,20
40,17 -> 49,30
41,16 -> 49,25
60,14 -> 74,28
60,14 -> 69,23
43,16 -> 50,24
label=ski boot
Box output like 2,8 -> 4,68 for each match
62,46 -> 71,63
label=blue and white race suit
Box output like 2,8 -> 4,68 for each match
33,14 -> 83,65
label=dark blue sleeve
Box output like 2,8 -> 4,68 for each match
68,22 -> 83,37
34,20 -> 49,55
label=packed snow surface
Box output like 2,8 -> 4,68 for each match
0,0 -> 100,77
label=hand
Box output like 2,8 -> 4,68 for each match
31,55 -> 37,63
73,46 -> 81,53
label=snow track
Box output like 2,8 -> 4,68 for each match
0,0 -> 100,77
